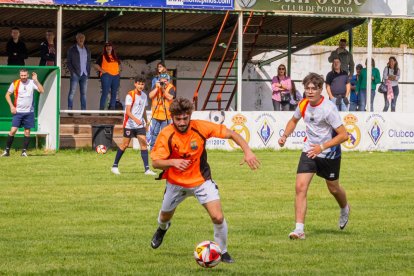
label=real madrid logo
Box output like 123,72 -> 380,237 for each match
229,114 -> 250,149
236,0 -> 256,8
342,114 -> 361,149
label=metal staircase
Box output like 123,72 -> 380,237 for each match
193,12 -> 266,111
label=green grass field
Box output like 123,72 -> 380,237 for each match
0,149 -> 413,275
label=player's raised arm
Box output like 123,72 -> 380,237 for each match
224,128 -> 260,170
32,72 -> 44,93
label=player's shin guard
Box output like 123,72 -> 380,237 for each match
141,149 -> 149,171
6,135 -> 14,151
22,136 -> 30,151
214,219 -> 228,253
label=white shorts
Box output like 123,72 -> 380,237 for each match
161,180 -> 220,212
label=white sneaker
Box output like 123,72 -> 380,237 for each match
339,204 -> 350,230
289,229 -> 305,240
21,151 -> 28,157
1,151 -> 10,157
111,167 -> 121,175
144,169 -> 157,176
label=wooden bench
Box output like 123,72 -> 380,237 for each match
0,131 -> 49,149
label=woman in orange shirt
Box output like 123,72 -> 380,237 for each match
95,42 -> 121,110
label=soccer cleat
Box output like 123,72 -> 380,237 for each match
339,204 -> 350,230
21,151 -> 28,157
221,252 -> 235,263
111,167 -> 121,175
144,169 -> 157,176
1,151 -> 10,157
151,222 -> 170,249
289,229 -> 306,240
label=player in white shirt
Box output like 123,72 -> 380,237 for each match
278,72 -> 350,240
2,69 -> 44,157
111,78 -> 156,176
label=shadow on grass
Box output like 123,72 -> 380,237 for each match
311,228 -> 352,236
154,250 -> 229,273
27,153 -> 57,157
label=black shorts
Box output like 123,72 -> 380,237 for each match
297,152 -> 341,181
123,128 -> 146,138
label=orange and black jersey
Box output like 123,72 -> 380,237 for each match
150,120 -> 227,187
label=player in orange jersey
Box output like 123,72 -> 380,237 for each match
150,97 -> 260,263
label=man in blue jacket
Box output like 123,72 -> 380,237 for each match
66,33 -> 91,112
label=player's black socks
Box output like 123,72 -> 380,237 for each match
113,148 -> 125,167
6,135 -> 14,151
22,136 -> 30,151
141,150 -> 149,170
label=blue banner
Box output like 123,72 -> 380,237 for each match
54,0 -> 233,9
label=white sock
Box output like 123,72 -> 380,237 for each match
214,219 -> 228,253
158,213 -> 170,230
341,204 -> 349,214
295,223 -> 304,232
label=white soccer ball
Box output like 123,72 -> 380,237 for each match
95,144 -> 107,154
194,240 -> 222,268
209,110 -> 225,124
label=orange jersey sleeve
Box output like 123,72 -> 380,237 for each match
150,125 -> 174,161
191,120 -> 227,140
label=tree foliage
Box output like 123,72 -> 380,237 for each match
319,19 -> 414,48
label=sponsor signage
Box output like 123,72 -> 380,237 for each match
235,0 -> 408,17
342,114 -> 361,150
236,0 -> 367,15
255,113 -> 276,147
51,0 -> 234,9
188,111 -> 414,151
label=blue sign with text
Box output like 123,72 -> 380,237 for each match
54,0 -> 233,9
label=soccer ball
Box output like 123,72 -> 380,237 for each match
95,144 -> 107,154
194,241 -> 222,268
209,110 -> 225,124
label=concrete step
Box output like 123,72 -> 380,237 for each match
61,115 -> 124,125
59,114 -> 136,149
60,135 -> 124,149
60,124 -> 124,136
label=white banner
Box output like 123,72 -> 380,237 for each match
191,111 -> 414,151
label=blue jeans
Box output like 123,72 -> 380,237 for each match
383,85 -> 399,112
357,89 -> 375,112
150,118 -> 171,148
330,97 -> 348,112
349,101 -> 358,112
68,73 -> 88,110
100,73 -> 120,110
370,89 -> 376,112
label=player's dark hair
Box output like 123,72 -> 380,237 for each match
134,77 -> 145,83
169,97 -> 193,116
302,72 -> 324,89
19,68 -> 28,73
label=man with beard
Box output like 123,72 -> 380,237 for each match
149,97 -> 260,263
